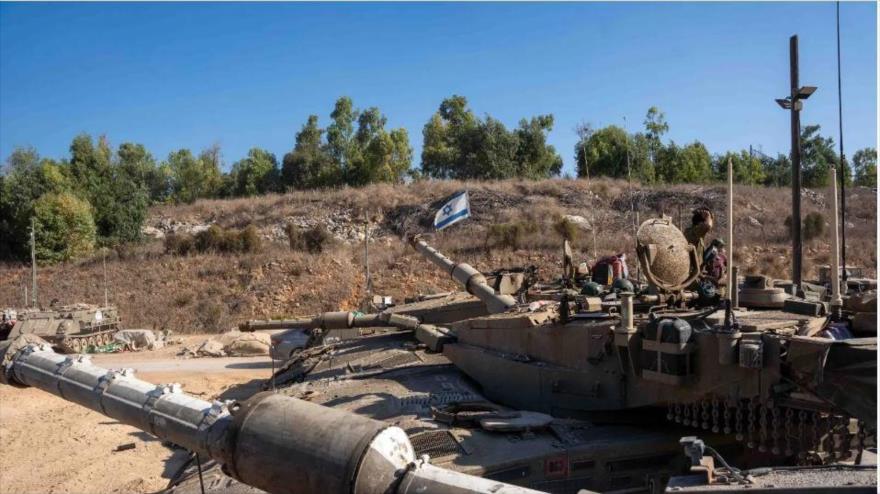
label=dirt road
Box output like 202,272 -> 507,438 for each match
0,336 -> 273,494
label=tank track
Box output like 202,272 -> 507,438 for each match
666,396 -> 876,463
56,329 -> 119,354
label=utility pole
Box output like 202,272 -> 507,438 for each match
776,35 -> 816,296
30,218 -> 37,308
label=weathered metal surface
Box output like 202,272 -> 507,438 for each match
0,336 -> 547,494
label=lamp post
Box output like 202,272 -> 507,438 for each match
775,35 -> 816,296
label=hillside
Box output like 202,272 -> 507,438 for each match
1,178 -> 875,332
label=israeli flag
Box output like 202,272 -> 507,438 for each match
434,190 -> 471,230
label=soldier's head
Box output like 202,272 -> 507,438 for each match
691,208 -> 714,229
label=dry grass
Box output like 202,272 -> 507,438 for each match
1,179 -> 874,332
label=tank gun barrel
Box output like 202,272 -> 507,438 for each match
240,318 -> 313,331
0,337 -> 542,494
409,235 -> 516,314
241,311 -> 422,332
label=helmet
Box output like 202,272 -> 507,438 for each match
580,281 -> 603,296
697,280 -> 717,302
612,278 -> 635,293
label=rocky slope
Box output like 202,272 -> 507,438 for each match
1,178 -> 874,332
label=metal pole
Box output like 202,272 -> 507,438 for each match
789,35 -> 803,294
727,157 -> 734,300
836,1 -> 848,280
829,166 -> 843,309
30,218 -> 37,309
624,115 -> 637,273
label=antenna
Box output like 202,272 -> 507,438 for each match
624,115 -> 640,283
30,218 -> 37,309
727,157 -> 735,303
836,1 -> 848,280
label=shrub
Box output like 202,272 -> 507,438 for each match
785,212 -> 826,241
486,221 -> 538,251
164,233 -> 195,255
165,225 -> 261,256
32,192 -> 97,262
173,291 -> 194,307
195,299 -> 225,330
803,212 -> 825,241
195,225 -> 227,252
240,225 -> 262,252
286,224 -> 333,253
553,216 -> 579,242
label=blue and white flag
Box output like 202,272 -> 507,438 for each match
434,190 -> 471,230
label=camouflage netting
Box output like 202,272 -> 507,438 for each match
636,218 -> 693,288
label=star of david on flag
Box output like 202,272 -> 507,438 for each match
433,190 -> 471,230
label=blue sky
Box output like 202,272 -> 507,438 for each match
1,2 -> 876,176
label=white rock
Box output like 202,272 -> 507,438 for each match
141,226 -> 165,239
562,215 -> 592,231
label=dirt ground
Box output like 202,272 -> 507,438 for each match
0,335 -> 274,494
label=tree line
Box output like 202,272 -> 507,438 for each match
575,106 -> 876,188
1,95 -> 876,262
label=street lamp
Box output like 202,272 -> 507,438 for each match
776,35 -> 817,296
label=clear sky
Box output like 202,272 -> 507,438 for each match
1,2 -> 876,176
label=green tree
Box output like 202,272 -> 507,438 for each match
116,142 -> 171,203
167,148 -> 221,203
852,147 -> 877,187
282,98 -> 411,188
577,125 -> 629,179
66,134 -> 148,244
514,115 -> 563,178
0,147 -> 74,259
326,97 -> 357,170
420,95 -> 561,180
713,150 -> 766,185
69,134 -> 113,200
197,144 -> 224,197
762,153 -> 791,187
32,192 -> 97,262
644,106 -> 669,165
228,148 -> 279,196
575,126 -> 652,182
353,128 -> 414,185
656,141 -> 712,183
281,115 -> 337,189
800,125 -> 839,188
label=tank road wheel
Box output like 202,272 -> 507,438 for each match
69,339 -> 82,354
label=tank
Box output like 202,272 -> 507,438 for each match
5,303 -> 121,353
0,220 -> 875,494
